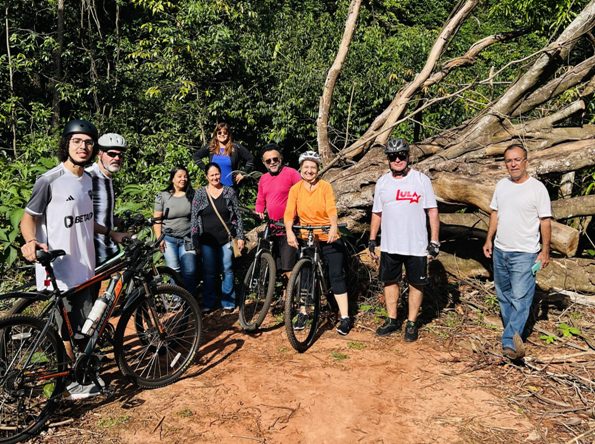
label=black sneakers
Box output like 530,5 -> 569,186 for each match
293,313 -> 308,330
404,320 -> 419,342
336,317 -> 352,336
376,317 -> 400,337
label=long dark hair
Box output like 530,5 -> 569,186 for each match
208,122 -> 233,156
164,166 -> 194,199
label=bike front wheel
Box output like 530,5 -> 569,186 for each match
0,315 -> 66,444
238,251 -> 276,331
114,284 -> 202,389
284,258 -> 321,353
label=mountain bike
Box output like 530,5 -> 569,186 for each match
237,216 -> 278,331
4,212 -> 184,320
284,224 -> 346,353
0,217 -> 202,444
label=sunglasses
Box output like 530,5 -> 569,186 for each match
387,152 -> 408,162
217,131 -> 229,136
105,151 -> 124,159
264,157 -> 280,165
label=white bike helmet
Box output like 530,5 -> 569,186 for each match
98,133 -> 127,150
298,150 -> 322,167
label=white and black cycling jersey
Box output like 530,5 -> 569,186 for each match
87,163 -> 118,263
25,163 -> 95,291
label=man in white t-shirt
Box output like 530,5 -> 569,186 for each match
483,144 -> 551,360
368,138 -> 440,342
20,119 -> 113,400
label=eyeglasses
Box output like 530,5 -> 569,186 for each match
387,152 -> 408,162
217,131 -> 229,136
71,138 -> 95,148
264,157 -> 280,165
105,151 -> 124,159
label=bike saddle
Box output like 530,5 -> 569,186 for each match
36,249 -> 66,265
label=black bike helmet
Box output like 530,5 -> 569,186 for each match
385,138 -> 409,155
62,119 -> 98,141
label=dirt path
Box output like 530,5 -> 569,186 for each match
37,311 -> 544,444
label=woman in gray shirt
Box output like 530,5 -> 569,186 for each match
153,166 -> 197,295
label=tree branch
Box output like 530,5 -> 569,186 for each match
375,0 -> 479,145
317,0 -> 362,164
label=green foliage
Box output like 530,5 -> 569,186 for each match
558,322 -> 581,338
539,333 -> 557,344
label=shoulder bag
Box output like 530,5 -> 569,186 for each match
205,187 -> 242,257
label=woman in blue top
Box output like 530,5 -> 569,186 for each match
192,122 -> 254,187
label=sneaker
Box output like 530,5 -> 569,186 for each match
512,333 -> 525,359
336,317 -> 352,336
404,320 -> 419,342
64,377 -> 105,401
293,313 -> 308,330
376,318 -> 400,337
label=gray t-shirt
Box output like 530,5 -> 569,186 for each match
154,191 -> 192,238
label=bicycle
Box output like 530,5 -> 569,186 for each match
237,216 -> 278,332
283,224 -> 346,353
4,211 -> 184,319
0,216 -> 202,444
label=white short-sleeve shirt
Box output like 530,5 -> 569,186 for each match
372,169 -> 438,256
25,164 -> 95,291
490,176 -> 551,253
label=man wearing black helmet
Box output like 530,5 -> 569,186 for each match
368,138 -> 440,342
20,119 -> 107,399
87,133 -> 129,265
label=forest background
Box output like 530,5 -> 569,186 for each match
0,0 -> 593,277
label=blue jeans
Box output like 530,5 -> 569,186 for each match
163,235 -> 197,296
493,248 -> 537,350
200,241 -> 235,310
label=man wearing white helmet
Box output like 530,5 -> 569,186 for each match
369,138 -> 440,342
87,133 -> 128,265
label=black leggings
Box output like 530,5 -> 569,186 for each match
321,240 -> 347,295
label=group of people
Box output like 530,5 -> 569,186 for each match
19,118 -> 551,399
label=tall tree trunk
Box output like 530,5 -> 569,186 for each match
5,7 -> 16,156
51,0 -> 64,126
317,0 -> 361,164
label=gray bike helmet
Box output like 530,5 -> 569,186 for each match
385,138 -> 409,155
98,133 -> 127,150
62,119 -> 98,141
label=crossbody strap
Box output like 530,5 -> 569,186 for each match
205,187 -> 233,239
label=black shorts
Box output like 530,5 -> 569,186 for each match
379,252 -> 428,286
272,235 -> 298,272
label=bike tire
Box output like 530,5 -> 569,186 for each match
284,258 -> 321,353
6,293 -> 52,319
114,284 -> 202,389
238,252 -> 276,331
152,266 -> 184,287
0,315 -> 66,444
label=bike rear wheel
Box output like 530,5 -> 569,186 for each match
238,252 -> 276,331
7,293 -> 52,319
114,284 -> 202,389
284,258 -> 321,353
0,315 -> 66,444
